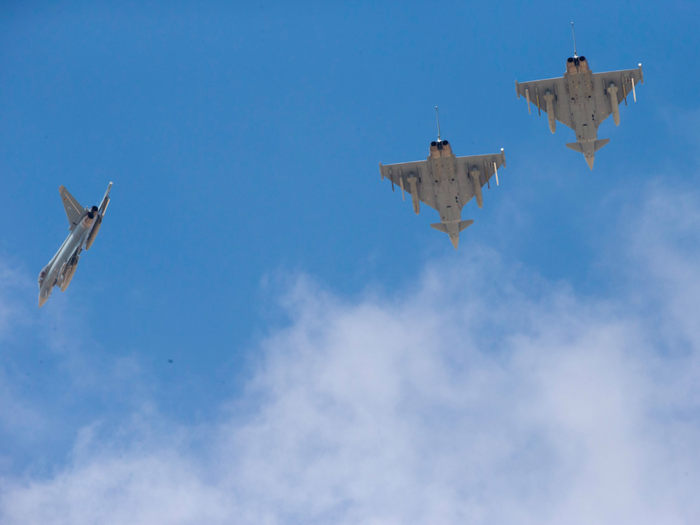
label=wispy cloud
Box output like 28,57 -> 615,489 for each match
2,186 -> 700,524
0,261 -> 150,475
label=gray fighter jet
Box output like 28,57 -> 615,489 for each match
379,109 -> 506,249
38,183 -> 112,308
515,24 -> 644,169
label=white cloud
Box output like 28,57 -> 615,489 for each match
2,188 -> 700,524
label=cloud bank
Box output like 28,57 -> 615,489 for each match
2,187 -> 700,524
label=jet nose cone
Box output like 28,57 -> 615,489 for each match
585,155 -> 595,170
38,295 -> 47,308
450,235 -> 459,250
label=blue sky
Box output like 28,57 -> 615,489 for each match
1,1 -> 700,523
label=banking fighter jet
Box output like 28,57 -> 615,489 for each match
515,24 -> 644,169
38,183 -> 112,307
379,108 -> 506,249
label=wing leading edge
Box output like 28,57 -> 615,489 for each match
457,150 -> 507,204
379,149 -> 506,211
593,66 -> 644,123
515,77 -> 573,130
379,160 -> 436,210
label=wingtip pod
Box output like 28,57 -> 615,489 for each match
501,148 -> 506,168
379,162 -> 384,180
638,63 -> 644,84
515,80 -> 520,99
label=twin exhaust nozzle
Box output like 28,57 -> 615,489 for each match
565,55 -> 589,72
430,138 -> 452,156
84,205 -> 100,223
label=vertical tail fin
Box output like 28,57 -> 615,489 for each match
59,186 -> 84,228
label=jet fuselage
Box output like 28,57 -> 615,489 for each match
427,140 -> 462,226
378,116 -> 504,249
38,182 -> 111,308
516,51 -> 642,169
563,56 -> 602,164
38,211 -> 95,307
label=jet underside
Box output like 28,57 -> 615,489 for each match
379,138 -> 505,249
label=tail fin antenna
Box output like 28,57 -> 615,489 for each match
98,182 -> 113,216
435,106 -> 441,142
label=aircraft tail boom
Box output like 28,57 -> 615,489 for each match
430,220 -> 473,249
565,139 -> 610,169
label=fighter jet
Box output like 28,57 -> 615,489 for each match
38,182 -> 112,308
515,24 -> 644,169
379,108 -> 506,249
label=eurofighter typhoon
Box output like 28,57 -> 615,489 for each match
379,108 -> 506,249
515,24 -> 644,169
38,183 -> 112,308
